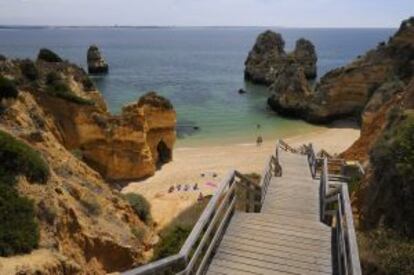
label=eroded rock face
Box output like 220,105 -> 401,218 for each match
244,30 -> 318,85
244,31 -> 287,85
294,38 -> 317,79
79,92 -> 176,181
87,45 -> 109,74
0,54 -> 176,273
267,61 -> 313,117
267,17 -> 414,123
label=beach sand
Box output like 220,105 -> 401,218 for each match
122,121 -> 360,230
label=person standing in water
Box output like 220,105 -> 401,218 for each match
256,135 -> 263,146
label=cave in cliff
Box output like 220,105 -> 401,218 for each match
157,140 -> 172,168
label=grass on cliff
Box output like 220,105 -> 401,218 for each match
0,130 -> 49,256
369,112 -> 414,237
19,60 -> 38,81
0,130 -> 49,184
46,81 -> 94,106
152,196 -> 211,260
358,228 -> 414,275
0,185 -> 39,256
124,193 -> 152,224
358,111 -> 414,274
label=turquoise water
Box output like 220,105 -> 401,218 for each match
0,27 -> 395,146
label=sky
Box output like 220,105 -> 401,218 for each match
0,0 -> 412,28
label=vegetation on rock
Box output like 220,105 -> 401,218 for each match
153,226 -> 191,260
153,196 -> 210,260
358,228 -> 414,275
138,91 -> 173,110
19,59 -> 38,81
0,130 -> 49,256
0,185 -> 39,256
0,130 -> 49,184
0,76 -> 18,101
124,193 -> 152,224
47,81 -> 94,105
37,48 -> 63,63
367,112 -> 414,237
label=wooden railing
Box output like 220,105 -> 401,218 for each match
123,154 -> 280,275
306,143 -> 318,178
320,158 -> 362,275
278,139 -> 299,154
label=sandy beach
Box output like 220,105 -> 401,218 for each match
122,121 -> 360,230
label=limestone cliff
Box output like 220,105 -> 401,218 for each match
0,51 -> 176,274
244,30 -> 317,85
267,17 -> 414,123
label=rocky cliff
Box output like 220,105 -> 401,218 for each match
0,51 -> 176,274
244,30 -> 317,85
267,17 -> 414,123
328,18 -> 414,274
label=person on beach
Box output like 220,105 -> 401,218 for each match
256,135 -> 263,146
198,192 -> 204,202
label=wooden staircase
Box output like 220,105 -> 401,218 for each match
206,149 -> 333,275
122,140 -> 361,275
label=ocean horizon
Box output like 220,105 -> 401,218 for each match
0,27 -> 395,146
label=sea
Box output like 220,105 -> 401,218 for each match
0,27 -> 395,147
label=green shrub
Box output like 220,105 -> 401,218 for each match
82,77 -> 95,91
369,114 -> 414,237
47,82 -> 94,106
152,198 -> 210,260
0,130 -> 49,184
124,193 -> 151,223
19,60 -> 38,81
358,228 -> 414,275
0,185 -> 39,256
131,227 -> 146,240
37,48 -> 62,62
0,76 -> 18,101
153,226 -> 191,260
45,71 -> 61,85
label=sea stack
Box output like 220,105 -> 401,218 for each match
244,30 -> 287,85
294,38 -> 317,79
244,30 -> 318,86
87,45 -> 109,74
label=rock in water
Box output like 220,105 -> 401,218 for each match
267,61 -> 312,117
266,17 -> 414,123
244,30 -> 318,85
238,88 -> 247,94
37,48 -> 63,62
294,38 -> 317,79
244,30 -> 287,85
87,45 -> 109,74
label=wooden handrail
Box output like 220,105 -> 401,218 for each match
122,153 -> 278,275
320,158 -> 362,275
278,139 -> 299,154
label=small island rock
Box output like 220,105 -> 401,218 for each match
87,45 -> 109,74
